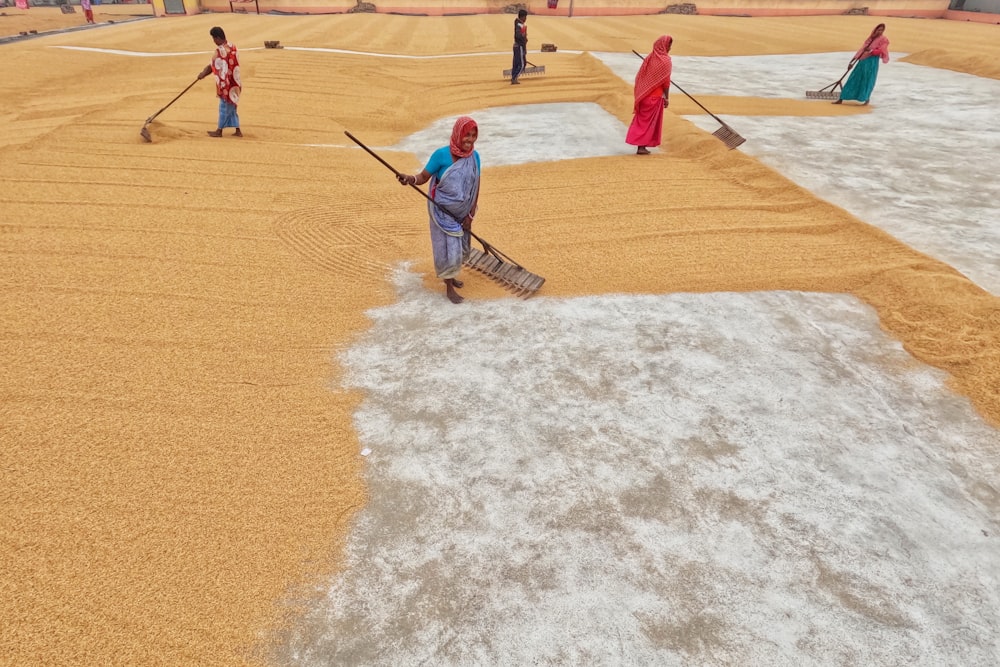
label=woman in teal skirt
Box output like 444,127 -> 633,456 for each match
834,24 -> 890,106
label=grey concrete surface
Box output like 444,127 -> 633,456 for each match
273,53 -> 1000,666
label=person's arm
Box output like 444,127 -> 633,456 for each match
869,38 -> 889,62
400,148 -> 447,186
398,169 -> 430,186
463,193 -> 478,231
461,156 -> 481,230
197,64 -> 212,80
853,40 -> 871,63
463,179 -> 478,230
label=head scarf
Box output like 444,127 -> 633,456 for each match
857,24 -> 890,62
634,35 -> 673,104
449,116 -> 478,159
865,23 -> 886,42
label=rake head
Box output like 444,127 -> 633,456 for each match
502,65 -> 545,79
806,81 -> 842,100
806,90 -> 840,100
139,124 -> 152,143
465,247 -> 545,298
712,124 -> 746,150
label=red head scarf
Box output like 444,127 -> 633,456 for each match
634,35 -> 673,104
865,23 -> 886,43
450,116 -> 478,159
857,24 -> 890,62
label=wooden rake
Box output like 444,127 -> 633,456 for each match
632,50 -> 746,150
140,77 -> 200,143
344,131 -> 545,298
503,60 -> 546,79
806,59 -> 857,100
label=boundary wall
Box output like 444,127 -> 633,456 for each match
158,0 -> 986,20
945,7 -> 1000,20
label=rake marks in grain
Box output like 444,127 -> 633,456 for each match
274,207 -> 392,278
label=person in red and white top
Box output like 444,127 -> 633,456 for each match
197,26 -> 243,137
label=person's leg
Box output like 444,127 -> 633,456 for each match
836,59 -> 876,105
626,97 -> 663,154
453,231 -> 469,287
208,98 -> 225,136
511,45 -> 524,84
859,60 -> 879,106
210,101 -> 242,136
431,221 -> 466,303
444,278 -> 464,303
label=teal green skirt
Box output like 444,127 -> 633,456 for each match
839,57 -> 881,103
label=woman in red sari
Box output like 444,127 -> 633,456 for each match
626,35 -> 672,155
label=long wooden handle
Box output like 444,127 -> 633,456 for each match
838,59 -> 859,83
817,60 -> 857,93
146,78 -> 200,123
344,130 -> 452,210
344,130 -> 405,177
343,131 -> 521,268
631,49 -> 726,125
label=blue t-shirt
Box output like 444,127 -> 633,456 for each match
424,146 -> 481,183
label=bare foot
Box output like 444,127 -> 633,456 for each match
234,128 -> 243,137
451,278 -> 463,289
207,129 -> 223,137
636,147 -> 650,155
446,285 -> 464,304
510,80 -> 520,85
832,100 -> 843,105
862,101 -> 869,106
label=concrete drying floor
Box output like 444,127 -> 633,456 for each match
275,49 -> 1000,667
